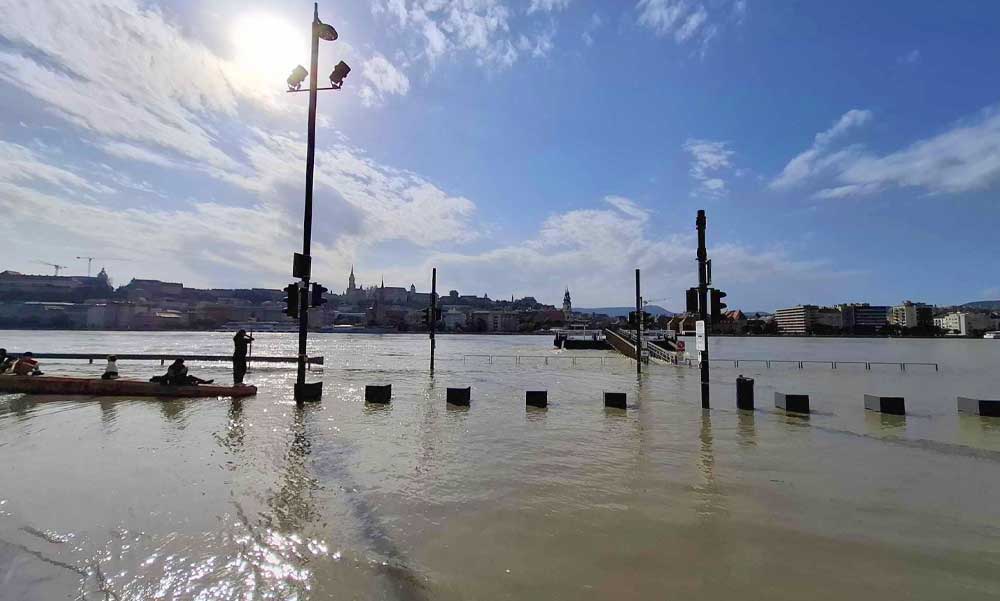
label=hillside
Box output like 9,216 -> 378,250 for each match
576,305 -> 674,317
960,300 -> 1000,311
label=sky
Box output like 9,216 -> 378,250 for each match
0,0 -> 998,311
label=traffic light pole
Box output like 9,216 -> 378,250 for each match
697,210 -> 710,409
635,268 -> 642,376
430,267 -> 437,374
295,6 -> 321,405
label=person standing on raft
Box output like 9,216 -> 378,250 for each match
232,329 -> 254,385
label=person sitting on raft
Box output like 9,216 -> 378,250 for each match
151,358 -> 212,385
101,355 -> 119,380
12,352 -> 43,376
0,348 -> 12,374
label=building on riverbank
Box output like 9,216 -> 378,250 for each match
839,303 -> 890,334
890,301 -> 933,329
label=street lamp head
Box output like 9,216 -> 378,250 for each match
287,65 -> 308,91
329,61 -> 351,89
315,21 -> 338,41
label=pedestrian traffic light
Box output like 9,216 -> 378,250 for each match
284,283 -> 300,318
311,282 -> 328,307
686,287 -> 699,314
710,288 -> 727,323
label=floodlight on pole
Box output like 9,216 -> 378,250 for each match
329,60 -> 351,89
287,65 -> 308,91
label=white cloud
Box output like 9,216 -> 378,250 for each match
426,196 -> 841,307
684,138 -> 735,197
582,13 -> 604,46
898,49 -> 921,65
360,54 -> 411,107
528,0 -> 572,13
774,104 -> 1000,199
635,0 -> 737,49
770,109 -> 873,189
371,0 -> 557,68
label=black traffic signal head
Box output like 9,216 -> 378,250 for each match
283,283 -> 300,318
710,288 -> 728,322
329,61 -> 351,89
311,283 -> 328,307
686,287 -> 699,314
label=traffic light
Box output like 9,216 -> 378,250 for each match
311,282 -> 328,307
423,307 -> 443,327
283,283 -> 300,319
686,287 -> 699,314
710,288 -> 727,323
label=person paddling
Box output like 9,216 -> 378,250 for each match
232,329 -> 254,385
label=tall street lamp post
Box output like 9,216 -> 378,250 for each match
286,3 -> 351,405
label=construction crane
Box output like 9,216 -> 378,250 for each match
75,256 -> 130,277
34,260 -> 69,276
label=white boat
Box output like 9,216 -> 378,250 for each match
984,331 -> 1000,339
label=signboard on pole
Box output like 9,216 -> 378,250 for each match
696,320 -> 707,352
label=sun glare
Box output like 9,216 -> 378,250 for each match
230,13 -> 307,86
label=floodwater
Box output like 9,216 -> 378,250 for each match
1,331 -> 999,600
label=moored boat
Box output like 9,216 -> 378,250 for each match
984,331 -> 1000,339
0,376 -> 257,398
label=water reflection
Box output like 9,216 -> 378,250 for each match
695,410 -> 727,520
737,410 -> 757,448
863,411 -> 906,436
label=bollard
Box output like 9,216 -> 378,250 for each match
864,394 -> 905,415
736,375 -> 755,410
957,397 -> 1000,417
604,392 -> 627,409
447,387 -> 471,406
775,392 -> 810,414
365,384 -> 392,404
526,390 -> 548,408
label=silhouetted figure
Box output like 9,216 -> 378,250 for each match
0,348 -> 12,374
151,358 -> 212,386
232,329 -> 254,385
101,355 -> 119,380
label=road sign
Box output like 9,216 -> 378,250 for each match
696,320 -> 706,351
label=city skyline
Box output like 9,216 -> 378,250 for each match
1,1 -> 998,308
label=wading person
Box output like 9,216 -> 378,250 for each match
232,329 -> 254,385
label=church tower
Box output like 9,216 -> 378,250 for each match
348,265 -> 356,292
562,288 -> 572,320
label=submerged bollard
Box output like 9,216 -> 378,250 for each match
365,384 -> 392,404
957,397 -> 1000,417
864,394 -> 905,415
736,375 -> 755,410
447,387 -> 471,406
775,392 -> 810,414
604,392 -> 627,409
526,390 -> 548,408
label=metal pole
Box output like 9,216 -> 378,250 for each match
635,268 -> 641,375
430,267 -> 437,374
697,210 -> 710,408
294,4 -> 321,405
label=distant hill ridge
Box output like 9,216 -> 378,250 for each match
576,305 -> 674,317
960,300 -> 1000,311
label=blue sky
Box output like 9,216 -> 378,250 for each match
0,0 -> 998,310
